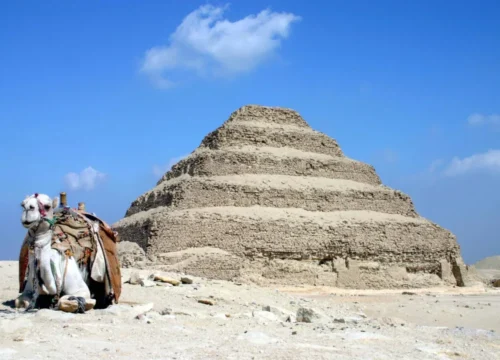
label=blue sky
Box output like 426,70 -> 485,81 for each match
1,0 -> 499,263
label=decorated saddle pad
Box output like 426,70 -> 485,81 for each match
51,210 -> 96,269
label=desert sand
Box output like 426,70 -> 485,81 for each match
1,261 -> 499,360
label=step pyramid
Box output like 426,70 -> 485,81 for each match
113,105 -> 473,289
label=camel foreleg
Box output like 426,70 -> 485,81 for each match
54,253 -> 95,313
15,253 -> 36,310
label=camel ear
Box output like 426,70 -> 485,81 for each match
52,197 -> 59,209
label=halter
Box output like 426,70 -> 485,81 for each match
35,193 -> 57,226
27,194 -> 56,241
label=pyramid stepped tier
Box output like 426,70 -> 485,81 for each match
127,174 -> 417,217
224,105 -> 311,128
157,146 -> 381,186
118,206 -> 457,261
114,206 -> 465,289
199,121 -> 344,157
114,105 -> 474,289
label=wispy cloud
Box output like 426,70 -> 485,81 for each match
64,166 -> 106,191
442,150 -> 500,177
153,154 -> 189,177
140,4 -> 301,88
467,113 -> 500,129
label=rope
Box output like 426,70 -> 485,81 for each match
67,296 -> 86,313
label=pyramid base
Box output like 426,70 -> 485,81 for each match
146,247 -> 477,289
114,206 -> 476,289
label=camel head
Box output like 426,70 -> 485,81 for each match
20,193 -> 58,229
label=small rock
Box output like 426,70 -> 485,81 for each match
198,299 -> 215,306
154,276 -> 180,286
402,291 -> 417,296
181,277 -> 193,284
296,307 -> 321,323
128,272 -> 144,285
292,331 -> 297,335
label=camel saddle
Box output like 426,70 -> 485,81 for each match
18,208 -> 122,304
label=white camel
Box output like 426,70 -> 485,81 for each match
16,193 -> 96,313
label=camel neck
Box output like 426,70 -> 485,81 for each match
28,222 -> 53,249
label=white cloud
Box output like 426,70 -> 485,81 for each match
64,166 -> 106,191
443,149 -> 500,177
153,154 -> 189,177
140,4 -> 301,87
467,113 -> 500,128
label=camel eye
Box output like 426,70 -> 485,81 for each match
44,204 -> 51,210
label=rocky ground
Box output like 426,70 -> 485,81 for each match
1,261 -> 499,360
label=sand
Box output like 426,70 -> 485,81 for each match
1,261 -> 499,359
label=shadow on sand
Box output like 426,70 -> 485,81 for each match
2,299 -> 15,308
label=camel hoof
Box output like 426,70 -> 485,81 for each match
15,297 -> 29,309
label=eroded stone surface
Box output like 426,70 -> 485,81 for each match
114,105 -> 473,289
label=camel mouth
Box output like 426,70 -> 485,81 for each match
22,220 -> 36,228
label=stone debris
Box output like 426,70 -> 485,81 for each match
198,299 -> 216,306
117,241 -> 148,268
127,271 -> 144,285
296,308 -> 322,323
181,277 -> 193,284
154,275 -> 180,286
